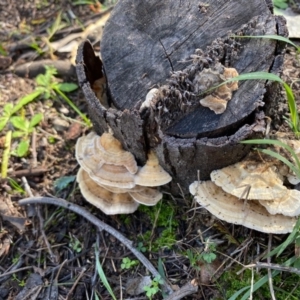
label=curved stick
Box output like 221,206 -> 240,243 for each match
19,197 -> 173,295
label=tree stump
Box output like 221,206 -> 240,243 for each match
76,0 -> 287,194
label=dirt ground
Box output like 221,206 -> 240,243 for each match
0,1 -> 300,300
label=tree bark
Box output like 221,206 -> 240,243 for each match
76,0 -> 287,194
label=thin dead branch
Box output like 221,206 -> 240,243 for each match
18,196 -> 174,296
164,279 -> 198,300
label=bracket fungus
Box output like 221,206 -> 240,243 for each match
195,65 -> 239,114
210,162 -> 287,200
135,151 -> 172,187
75,132 -> 172,214
189,147 -> 300,233
258,189 -> 300,217
77,168 -> 139,214
189,181 -> 297,234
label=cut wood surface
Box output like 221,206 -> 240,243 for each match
76,0 -> 287,194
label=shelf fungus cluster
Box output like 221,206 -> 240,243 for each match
75,132 -> 172,214
194,65 -> 239,114
189,152 -> 300,234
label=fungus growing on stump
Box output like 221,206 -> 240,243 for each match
75,132 -> 171,214
189,147 -> 300,233
189,181 -> 296,234
76,0 -> 287,194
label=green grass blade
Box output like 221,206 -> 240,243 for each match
241,139 -> 300,172
53,87 -> 91,127
265,218 -> 300,259
231,35 -> 300,52
95,246 -> 117,300
259,149 -> 300,179
1,130 -> 12,178
229,256 -> 297,300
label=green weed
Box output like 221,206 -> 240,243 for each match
186,239 -> 217,271
68,234 -> 82,253
121,257 -> 139,270
54,175 -> 76,193
12,274 -> 26,287
8,178 -> 26,195
0,66 -> 90,178
144,275 -> 164,300
136,242 -> 146,253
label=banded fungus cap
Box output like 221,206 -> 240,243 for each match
129,187 -> 162,206
75,132 -> 104,170
77,168 -> 139,215
189,181 -> 296,234
258,189 -> 300,217
96,132 -> 138,174
134,151 -> 172,187
87,164 -> 136,189
210,162 -> 287,200
200,95 -> 228,114
223,67 -> 239,91
75,131 -> 137,189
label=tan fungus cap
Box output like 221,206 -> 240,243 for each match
258,189 -> 300,217
96,132 -> 138,174
87,163 -> 136,189
134,151 -> 172,187
210,162 -> 287,200
200,95 -> 228,114
129,187 -> 162,206
223,67 -> 239,91
189,181 -> 296,234
77,168 -> 139,215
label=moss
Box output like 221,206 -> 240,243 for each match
138,200 -> 178,251
219,266 -> 300,299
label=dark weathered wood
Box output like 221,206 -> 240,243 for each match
76,0 -> 287,194
101,0 -> 274,108
101,0 -> 279,138
76,42 -> 148,164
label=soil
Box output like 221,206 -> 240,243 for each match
0,1 -> 300,299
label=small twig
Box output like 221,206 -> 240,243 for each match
9,167 -> 47,178
267,234 -> 276,300
22,176 -> 34,197
245,262 -> 300,276
164,280 -> 198,300
66,267 -> 86,300
18,196 -> 174,296
21,178 -> 57,263
0,265 -> 32,280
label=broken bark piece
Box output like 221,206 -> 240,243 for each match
189,181 -> 296,234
